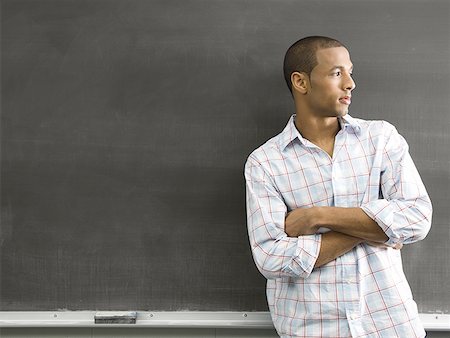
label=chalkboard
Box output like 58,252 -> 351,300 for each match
1,0 -> 449,314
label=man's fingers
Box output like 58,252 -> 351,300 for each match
366,241 -> 403,250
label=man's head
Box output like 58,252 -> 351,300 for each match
283,36 -> 356,118
283,36 -> 345,94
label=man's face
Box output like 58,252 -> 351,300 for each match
306,46 -> 356,118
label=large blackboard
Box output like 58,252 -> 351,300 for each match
1,0 -> 449,313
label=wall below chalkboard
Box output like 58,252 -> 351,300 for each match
1,329 -> 449,338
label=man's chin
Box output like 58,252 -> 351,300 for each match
336,110 -> 348,117
324,110 -> 348,118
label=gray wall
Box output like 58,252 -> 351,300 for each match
0,328 -> 449,337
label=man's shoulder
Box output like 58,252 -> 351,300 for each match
247,115 -> 298,165
246,132 -> 285,165
350,116 -> 394,129
349,116 -> 398,136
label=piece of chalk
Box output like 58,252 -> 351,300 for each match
94,311 -> 137,324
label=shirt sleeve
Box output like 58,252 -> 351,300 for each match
244,155 -> 321,280
361,124 -> 432,246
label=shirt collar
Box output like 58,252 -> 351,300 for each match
278,114 -> 362,150
339,114 -> 362,134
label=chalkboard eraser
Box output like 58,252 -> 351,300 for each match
94,311 -> 137,324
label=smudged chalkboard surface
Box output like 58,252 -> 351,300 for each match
1,0 -> 449,314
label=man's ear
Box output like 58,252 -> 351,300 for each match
291,72 -> 309,94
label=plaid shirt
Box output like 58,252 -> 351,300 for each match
245,115 -> 432,338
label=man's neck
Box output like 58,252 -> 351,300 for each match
295,114 -> 340,142
294,113 -> 341,157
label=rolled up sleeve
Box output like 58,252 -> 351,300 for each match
245,156 -> 321,279
361,125 -> 432,246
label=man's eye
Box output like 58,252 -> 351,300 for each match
334,71 -> 341,76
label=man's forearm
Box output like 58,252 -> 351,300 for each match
315,231 -> 362,267
285,206 -> 388,243
316,206 -> 388,243
286,207 -> 394,269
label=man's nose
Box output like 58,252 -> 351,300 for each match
345,74 -> 356,91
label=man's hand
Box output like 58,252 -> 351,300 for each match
285,207 -> 319,236
366,241 -> 403,250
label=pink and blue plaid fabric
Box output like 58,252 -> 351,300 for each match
245,115 -> 432,337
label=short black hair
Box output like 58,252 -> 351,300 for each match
283,36 -> 345,93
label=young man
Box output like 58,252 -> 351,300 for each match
244,36 -> 432,338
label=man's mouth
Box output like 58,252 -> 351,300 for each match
339,96 -> 351,105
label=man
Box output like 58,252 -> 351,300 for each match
244,36 -> 432,338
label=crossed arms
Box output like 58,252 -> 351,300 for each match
285,206 -> 392,268
246,166 -> 431,279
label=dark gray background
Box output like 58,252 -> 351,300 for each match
1,0 -> 449,314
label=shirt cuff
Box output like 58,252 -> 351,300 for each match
283,234 -> 321,278
361,200 -> 399,246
